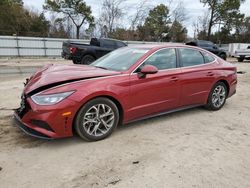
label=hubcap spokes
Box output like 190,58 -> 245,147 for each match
212,85 -> 226,108
83,104 -> 115,137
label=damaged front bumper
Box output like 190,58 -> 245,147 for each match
13,93 -> 78,139
13,112 -> 53,140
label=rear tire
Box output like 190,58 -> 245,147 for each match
238,56 -> 245,62
74,98 -> 119,141
81,55 -> 95,65
73,60 -> 79,64
205,82 -> 228,111
219,53 -> 227,60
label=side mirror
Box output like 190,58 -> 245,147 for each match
213,46 -> 218,49
138,65 -> 158,78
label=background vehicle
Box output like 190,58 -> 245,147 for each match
235,46 -> 250,62
15,45 -> 237,141
186,40 -> 227,60
61,38 -> 127,64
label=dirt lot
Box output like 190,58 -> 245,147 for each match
0,58 -> 250,188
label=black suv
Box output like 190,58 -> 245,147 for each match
186,40 -> 227,60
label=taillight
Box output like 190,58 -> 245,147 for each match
70,47 -> 77,54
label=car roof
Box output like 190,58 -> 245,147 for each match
128,43 -> 198,50
99,38 -> 126,43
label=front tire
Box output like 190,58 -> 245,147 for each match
74,98 -> 119,141
205,82 -> 228,111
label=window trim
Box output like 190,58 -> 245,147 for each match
178,48 -> 209,68
131,47 -> 179,74
131,47 -> 217,74
202,52 -> 216,64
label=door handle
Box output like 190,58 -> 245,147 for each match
170,77 -> 179,82
207,71 -> 214,76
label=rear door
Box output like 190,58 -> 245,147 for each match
178,48 -> 216,106
128,48 -> 182,120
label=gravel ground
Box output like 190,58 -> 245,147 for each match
0,59 -> 250,188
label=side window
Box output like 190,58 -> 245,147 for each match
104,40 -> 116,48
203,52 -> 215,63
116,41 -> 126,48
137,48 -> 176,71
199,41 -> 213,48
212,45 -> 218,49
198,41 -> 207,47
179,48 -> 204,67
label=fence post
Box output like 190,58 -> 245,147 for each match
16,36 -> 20,57
43,38 -> 47,57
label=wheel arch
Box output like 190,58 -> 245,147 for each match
81,52 -> 97,60
72,95 -> 124,134
218,52 -> 227,60
219,52 -> 226,56
216,79 -> 230,97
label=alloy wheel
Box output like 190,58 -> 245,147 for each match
212,85 -> 226,108
83,104 -> 115,137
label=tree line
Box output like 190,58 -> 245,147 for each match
0,0 -> 249,44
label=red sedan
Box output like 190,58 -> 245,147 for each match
14,44 -> 237,141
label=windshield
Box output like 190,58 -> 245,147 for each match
91,47 -> 149,71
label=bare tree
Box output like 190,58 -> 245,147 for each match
200,11 -> 210,32
49,14 -> 69,38
172,1 -> 188,23
166,0 -> 174,8
129,0 -> 151,31
96,18 -> 108,38
66,16 -> 73,38
192,10 -> 210,39
192,20 -> 199,39
99,0 -> 125,36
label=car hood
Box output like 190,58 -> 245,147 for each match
24,64 -> 121,95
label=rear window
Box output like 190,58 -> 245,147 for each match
179,48 -> 204,67
103,40 -> 116,48
116,41 -> 126,48
203,52 -> 216,63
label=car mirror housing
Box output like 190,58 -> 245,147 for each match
138,65 -> 158,78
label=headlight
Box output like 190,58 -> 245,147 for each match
31,91 -> 75,105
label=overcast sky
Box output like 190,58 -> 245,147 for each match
22,0 -> 250,37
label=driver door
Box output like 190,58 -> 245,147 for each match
128,48 -> 182,121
